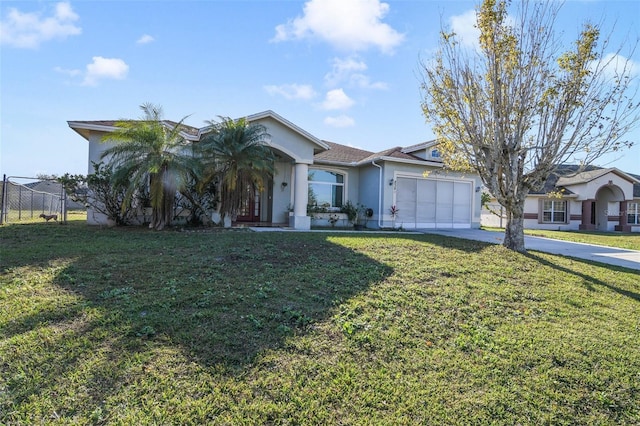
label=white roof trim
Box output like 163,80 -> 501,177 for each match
68,121 -> 199,141
357,156 -> 444,168
68,121 -> 117,133
401,140 -> 438,154
608,168 -> 640,184
316,155 -> 445,168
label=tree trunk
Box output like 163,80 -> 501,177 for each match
149,188 -> 174,231
503,207 -> 526,253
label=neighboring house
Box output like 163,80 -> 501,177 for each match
482,165 -> 640,232
68,110 -> 482,230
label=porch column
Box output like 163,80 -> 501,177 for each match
615,201 -> 630,232
290,162 -> 311,230
579,200 -> 595,230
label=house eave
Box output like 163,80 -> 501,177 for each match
528,193 -> 579,199
313,159 -> 358,167
68,121 -> 199,142
357,156 -> 445,168
401,140 -> 438,154
67,121 -> 118,140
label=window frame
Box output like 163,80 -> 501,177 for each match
540,199 -> 568,224
628,202 -> 640,225
307,168 -> 346,211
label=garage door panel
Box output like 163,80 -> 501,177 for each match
396,178 -> 416,222
396,177 -> 472,229
416,180 -> 436,222
453,182 -> 472,223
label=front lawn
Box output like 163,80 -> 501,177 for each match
483,226 -> 640,251
523,229 -> 640,251
1,222 -> 639,424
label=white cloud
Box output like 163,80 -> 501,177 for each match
0,1 -> 81,49
321,89 -> 355,110
264,83 -> 317,100
325,57 -> 364,85
350,74 -> 388,90
449,9 -> 480,49
137,34 -> 155,45
82,57 -> 129,86
272,0 -> 404,54
324,115 -> 355,128
325,56 -> 388,90
590,53 -> 640,79
54,66 -> 82,77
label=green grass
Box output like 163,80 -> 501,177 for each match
524,229 -> 640,251
484,226 -> 640,251
2,221 -> 639,424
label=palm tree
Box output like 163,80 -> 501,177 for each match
100,103 -> 201,230
197,117 -> 275,226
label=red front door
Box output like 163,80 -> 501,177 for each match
236,186 -> 260,222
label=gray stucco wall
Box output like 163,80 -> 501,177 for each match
358,164 -> 382,227
271,161 -> 293,224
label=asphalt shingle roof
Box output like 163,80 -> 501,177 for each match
313,141 -> 374,164
314,141 -> 436,165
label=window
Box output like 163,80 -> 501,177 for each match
628,202 -> 640,225
308,169 -> 344,210
542,200 -> 566,223
431,149 -> 440,158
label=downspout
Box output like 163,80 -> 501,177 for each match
371,160 -> 383,228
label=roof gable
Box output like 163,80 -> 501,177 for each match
244,110 -> 329,152
532,165 -> 640,196
556,168 -> 639,186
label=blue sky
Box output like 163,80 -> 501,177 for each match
1,0 -> 639,178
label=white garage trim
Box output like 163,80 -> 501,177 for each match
394,174 -> 473,229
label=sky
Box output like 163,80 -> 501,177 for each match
1,0 -> 639,179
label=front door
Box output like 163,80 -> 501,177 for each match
236,186 -> 261,222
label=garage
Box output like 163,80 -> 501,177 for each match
395,177 -> 473,228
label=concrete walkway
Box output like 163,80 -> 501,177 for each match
419,229 -> 640,271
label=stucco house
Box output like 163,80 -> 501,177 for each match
482,165 -> 640,232
68,110 -> 482,230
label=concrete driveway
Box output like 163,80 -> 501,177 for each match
419,229 -> 640,271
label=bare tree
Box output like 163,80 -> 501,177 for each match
421,0 -> 639,252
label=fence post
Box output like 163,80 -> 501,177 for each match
0,174 -> 5,225
18,183 -> 22,221
62,182 -> 68,223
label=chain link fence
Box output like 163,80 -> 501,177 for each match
0,175 -> 68,224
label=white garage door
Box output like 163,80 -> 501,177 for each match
395,177 -> 472,228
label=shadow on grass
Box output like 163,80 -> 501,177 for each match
524,252 -> 640,302
1,224 -> 393,412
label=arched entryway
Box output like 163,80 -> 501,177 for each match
235,149 -> 295,225
594,184 -> 625,231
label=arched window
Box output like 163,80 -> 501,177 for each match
308,169 -> 344,210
